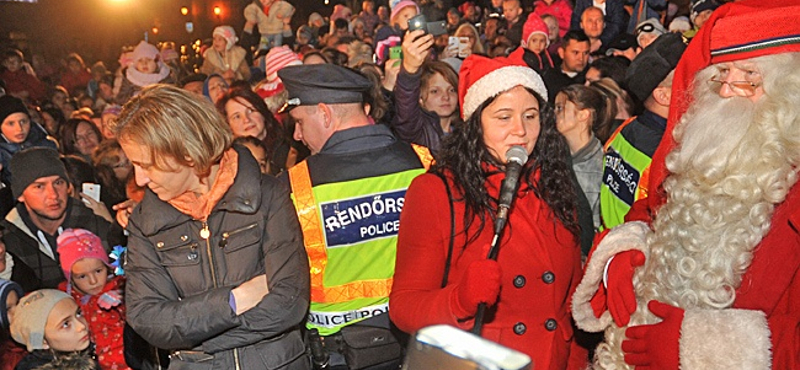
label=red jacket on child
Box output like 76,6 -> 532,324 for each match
60,275 -> 130,370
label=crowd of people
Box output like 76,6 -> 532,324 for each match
1,0 -> 799,369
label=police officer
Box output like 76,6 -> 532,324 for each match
278,64 -> 432,370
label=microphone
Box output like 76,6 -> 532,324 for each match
475,145 -> 530,335
493,145 -> 529,238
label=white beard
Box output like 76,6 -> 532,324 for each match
595,69 -> 800,369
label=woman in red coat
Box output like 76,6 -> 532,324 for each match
390,54 -> 588,370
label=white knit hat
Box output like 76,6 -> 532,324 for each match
213,25 -> 239,51
458,54 -> 548,120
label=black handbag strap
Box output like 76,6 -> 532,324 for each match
436,173 -> 456,289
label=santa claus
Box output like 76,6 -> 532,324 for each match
571,0 -> 800,369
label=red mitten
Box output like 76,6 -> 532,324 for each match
607,250 -> 646,326
590,283 -> 608,318
622,300 -> 683,370
451,259 -> 502,318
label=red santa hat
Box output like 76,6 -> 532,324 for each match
640,0 -> 800,216
459,54 -> 548,120
521,13 -> 550,48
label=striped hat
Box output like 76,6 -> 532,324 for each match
265,46 -> 302,82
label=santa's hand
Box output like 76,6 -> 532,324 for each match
622,300 -> 683,370
607,250 -> 645,326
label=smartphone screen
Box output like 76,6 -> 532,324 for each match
82,183 -> 101,202
458,37 -> 470,58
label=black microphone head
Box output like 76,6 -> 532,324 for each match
505,145 -> 528,166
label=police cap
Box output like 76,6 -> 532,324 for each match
278,64 -> 372,113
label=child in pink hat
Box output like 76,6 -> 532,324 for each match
57,228 -> 129,370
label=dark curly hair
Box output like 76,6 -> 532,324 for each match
432,87 -> 579,244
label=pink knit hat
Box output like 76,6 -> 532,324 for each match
131,40 -> 160,63
522,13 -> 550,47
57,228 -> 109,281
213,25 -> 239,51
390,0 -> 419,23
265,45 -> 302,82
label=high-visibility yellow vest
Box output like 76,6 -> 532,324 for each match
288,144 -> 432,335
600,117 -> 652,230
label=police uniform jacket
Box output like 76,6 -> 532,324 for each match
390,168 -> 589,370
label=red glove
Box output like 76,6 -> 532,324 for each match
607,250 -> 646,326
590,283 -> 609,318
452,259 -> 502,318
622,300 -> 683,370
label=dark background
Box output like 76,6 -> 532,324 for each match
0,0 -> 351,69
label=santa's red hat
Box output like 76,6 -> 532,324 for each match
639,0 -> 800,216
458,54 -> 548,120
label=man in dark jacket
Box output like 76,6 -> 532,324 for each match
1,148 -> 123,292
542,30 -> 590,102
279,64 -> 432,370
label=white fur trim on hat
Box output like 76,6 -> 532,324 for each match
462,66 -> 548,120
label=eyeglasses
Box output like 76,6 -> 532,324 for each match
707,78 -> 761,97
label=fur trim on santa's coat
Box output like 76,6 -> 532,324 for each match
680,308 -> 771,370
571,221 -> 650,333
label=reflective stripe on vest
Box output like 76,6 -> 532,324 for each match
289,146 -> 432,334
599,118 -> 654,230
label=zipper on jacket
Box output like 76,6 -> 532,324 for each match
219,222 -> 259,248
234,347 -> 241,370
200,221 -> 218,288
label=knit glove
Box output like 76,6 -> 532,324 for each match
622,300 -> 683,370
606,250 -> 646,326
451,260 -> 502,318
98,290 -> 123,310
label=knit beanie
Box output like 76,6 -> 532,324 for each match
10,289 -> 72,351
57,228 -> 110,282
0,95 -> 29,125
265,46 -> 302,82
635,18 -> 667,46
131,40 -> 160,64
459,54 -> 548,120
0,279 -> 24,329
10,147 -> 68,199
522,13 -> 550,48
390,0 -> 419,24
213,26 -> 239,51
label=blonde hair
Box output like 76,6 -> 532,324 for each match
455,23 -> 485,55
114,84 -> 232,176
595,53 -> 800,369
